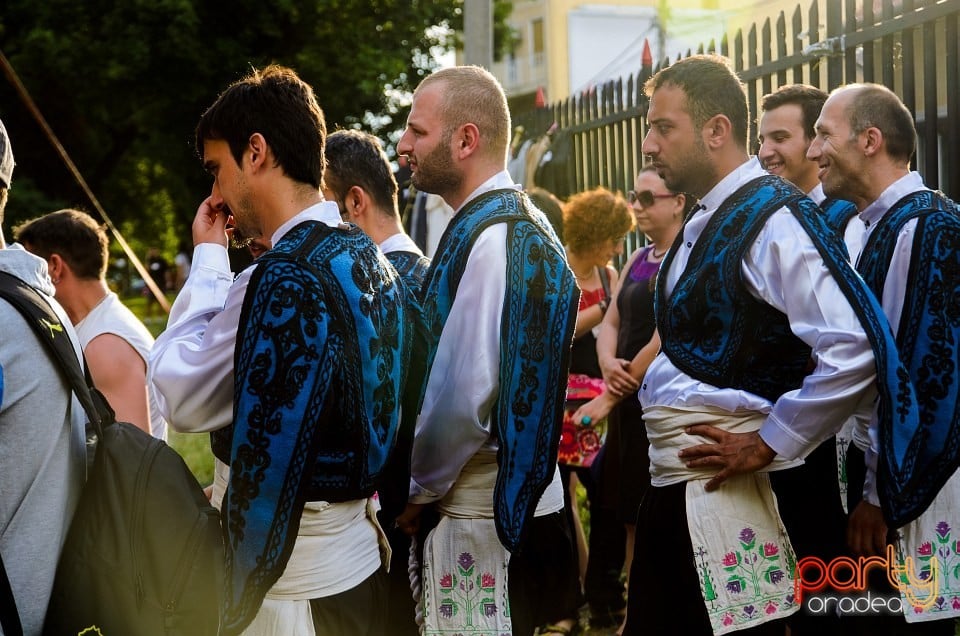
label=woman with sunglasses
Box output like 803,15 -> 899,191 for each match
573,165 -> 696,634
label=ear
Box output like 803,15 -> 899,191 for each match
455,123 -> 481,159
47,253 -> 65,282
672,193 -> 686,218
246,133 -> 270,172
345,185 -> 366,219
703,114 -> 733,150
861,126 -> 883,157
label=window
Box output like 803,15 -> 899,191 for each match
532,18 -> 544,67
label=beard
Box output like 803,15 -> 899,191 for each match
410,136 -> 462,196
662,137 -> 717,199
227,190 -> 261,246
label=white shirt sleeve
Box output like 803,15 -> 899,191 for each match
148,243 -> 251,433
409,224 -> 507,503
753,209 -> 878,459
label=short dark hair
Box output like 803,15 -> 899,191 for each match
324,130 -> 398,217
195,65 -> 327,189
760,84 -> 828,140
843,84 -> 917,163
645,54 -> 749,149
14,209 -> 109,279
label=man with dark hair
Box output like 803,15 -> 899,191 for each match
324,128 -> 428,636
756,83 -> 864,636
394,65 -> 579,635
759,84 -> 862,249
809,82 -> 960,633
758,85 -> 826,194
324,129 -> 429,287
0,118 -> 87,635
625,55 -> 915,636
15,209 -> 166,438
150,65 -> 409,635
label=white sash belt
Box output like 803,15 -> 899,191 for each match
645,405 -> 802,486
437,449 -> 498,519
644,405 -> 801,634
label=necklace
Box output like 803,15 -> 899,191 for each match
573,267 -> 594,281
651,246 -> 667,260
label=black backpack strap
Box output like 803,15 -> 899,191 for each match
0,271 -> 104,434
0,551 -> 23,636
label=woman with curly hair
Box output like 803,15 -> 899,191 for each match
543,187 -> 634,636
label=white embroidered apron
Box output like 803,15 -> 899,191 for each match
895,468 -> 960,622
419,450 -> 512,635
644,405 -> 802,635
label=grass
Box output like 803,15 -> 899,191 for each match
124,292 -> 216,486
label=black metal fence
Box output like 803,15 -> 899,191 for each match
515,0 -> 960,255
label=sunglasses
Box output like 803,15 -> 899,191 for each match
628,189 -> 676,207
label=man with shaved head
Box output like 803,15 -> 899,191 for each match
808,82 -> 960,633
395,65 -> 579,635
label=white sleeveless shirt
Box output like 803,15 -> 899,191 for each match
75,291 -> 167,439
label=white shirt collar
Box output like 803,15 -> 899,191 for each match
270,200 -> 343,246
456,170 -> 520,213
698,157 -> 766,214
807,183 -> 826,205
859,171 -> 926,228
379,232 -> 423,256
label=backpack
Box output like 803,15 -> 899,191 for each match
0,271 -> 223,636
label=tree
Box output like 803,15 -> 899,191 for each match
0,0 -> 511,257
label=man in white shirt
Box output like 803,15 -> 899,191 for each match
324,129 -> 429,289
758,83 -> 864,253
624,55 -> 905,636
16,208 -> 166,439
323,127 -> 428,636
393,65 -> 580,635
756,84 -> 863,636
150,65 -> 409,636
808,83 -> 960,634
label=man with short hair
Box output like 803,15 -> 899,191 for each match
0,118 -> 87,635
626,55 -> 915,636
16,208 -> 166,438
324,128 -> 428,635
394,65 -> 579,635
756,84 -> 864,636
808,82 -> 960,633
759,84 -> 863,252
150,65 -> 409,635
324,129 -> 429,288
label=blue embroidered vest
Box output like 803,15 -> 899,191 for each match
821,196 -> 858,239
657,177 -> 825,401
385,249 -> 430,291
215,220 -> 408,635
378,248 -> 431,524
418,189 -> 578,553
856,189 -> 960,527
657,176 -> 918,485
